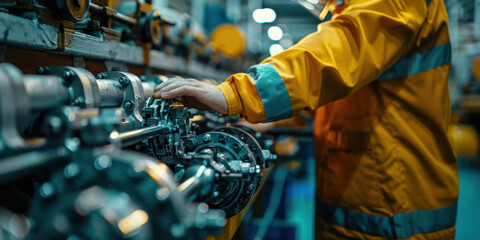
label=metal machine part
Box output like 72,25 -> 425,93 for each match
29,150 -> 225,240
39,65 -> 157,129
0,62 -> 160,152
54,0 -> 90,21
0,207 -> 31,240
0,62 -> 276,239
119,96 -> 278,218
0,1 -> 273,238
0,75 -> 226,239
181,131 -> 263,218
0,63 -> 67,153
91,1 -> 175,47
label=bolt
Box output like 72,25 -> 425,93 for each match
184,139 -> 197,151
62,70 -> 74,82
202,134 -> 211,142
94,155 -> 112,171
233,142 -> 240,152
170,224 -> 185,238
123,100 -> 134,110
64,163 -> 80,179
156,187 -> 170,201
197,203 -> 209,214
72,96 -> 85,106
171,126 -> 179,133
39,182 -> 55,198
37,67 -> 50,74
57,147 -> 69,157
119,76 -> 130,88
218,134 -> 226,143
44,116 -> 64,137
96,73 -> 106,79
246,184 -> 255,194
140,76 -> 147,81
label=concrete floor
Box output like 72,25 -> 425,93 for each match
456,157 -> 480,240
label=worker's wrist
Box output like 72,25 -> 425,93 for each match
217,82 -> 241,117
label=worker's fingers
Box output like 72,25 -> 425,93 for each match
154,78 -> 198,92
153,80 -> 185,98
153,83 -> 189,98
154,78 -> 181,92
152,79 -> 227,115
157,80 -> 198,95
160,85 -> 198,99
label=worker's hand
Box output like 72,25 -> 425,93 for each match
153,78 -> 228,115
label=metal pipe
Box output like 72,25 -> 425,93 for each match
23,75 -> 68,111
118,125 -> 170,146
96,80 -> 124,108
177,165 -> 215,202
0,148 -> 70,185
89,2 -> 137,26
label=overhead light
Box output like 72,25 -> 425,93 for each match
268,26 -> 283,41
252,8 -> 276,23
269,44 -> 284,56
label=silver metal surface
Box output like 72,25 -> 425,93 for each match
0,12 -> 231,80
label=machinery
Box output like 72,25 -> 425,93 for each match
0,62 -> 276,239
0,1 -> 276,239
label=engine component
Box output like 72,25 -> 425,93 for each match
38,66 -> 159,130
0,63 -> 67,153
0,62 -> 276,239
142,99 -> 276,217
91,1 -> 175,47
54,0 -> 90,22
29,150 -> 225,240
181,131 -> 262,217
0,207 -> 30,240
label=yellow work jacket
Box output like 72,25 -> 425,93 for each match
217,0 -> 458,239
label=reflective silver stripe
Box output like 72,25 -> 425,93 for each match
316,200 -> 457,238
247,63 -> 292,122
379,42 -> 451,81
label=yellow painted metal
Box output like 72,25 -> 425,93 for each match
210,24 -> 246,59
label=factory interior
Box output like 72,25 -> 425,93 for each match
0,0 -> 479,239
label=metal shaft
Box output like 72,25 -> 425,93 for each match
118,125 -> 169,146
89,2 -> 137,26
0,148 -> 69,185
177,165 -> 215,202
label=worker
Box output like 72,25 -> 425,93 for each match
154,0 -> 458,239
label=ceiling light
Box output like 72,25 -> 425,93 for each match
252,8 -> 276,23
269,44 -> 284,56
268,26 -> 283,41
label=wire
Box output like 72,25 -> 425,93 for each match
254,168 -> 289,240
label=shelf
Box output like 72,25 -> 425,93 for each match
0,12 -> 232,80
